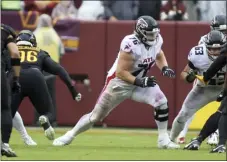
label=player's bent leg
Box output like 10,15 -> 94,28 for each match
53,80 -> 129,146
177,115 -> 195,144
170,85 -> 218,142
131,85 -> 179,149
170,106 -> 196,142
13,112 -> 37,146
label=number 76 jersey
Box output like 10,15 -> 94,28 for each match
107,34 -> 163,84
18,46 -> 50,71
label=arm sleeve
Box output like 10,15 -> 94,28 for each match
204,55 -> 227,82
43,56 -> 75,92
188,61 -> 197,70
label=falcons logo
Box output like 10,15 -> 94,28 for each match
136,18 -> 148,29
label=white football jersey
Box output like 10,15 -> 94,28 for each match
107,33 -> 163,85
198,34 -> 207,45
188,43 -> 226,86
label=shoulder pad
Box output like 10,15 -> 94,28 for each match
1,24 -> 17,39
40,50 -> 50,57
120,35 -> 139,53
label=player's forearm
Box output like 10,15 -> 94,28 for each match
116,70 -> 136,84
56,66 -> 74,89
180,71 -> 188,82
155,51 -> 168,71
204,55 -> 227,82
12,66 -> 21,78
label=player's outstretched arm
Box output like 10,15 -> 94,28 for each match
43,56 -> 81,101
203,54 -> 227,82
155,50 -> 175,78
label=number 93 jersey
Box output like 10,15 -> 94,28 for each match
107,33 -> 163,84
18,46 -> 50,71
188,43 -> 226,86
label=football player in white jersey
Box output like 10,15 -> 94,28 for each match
53,16 -> 180,149
177,15 -> 227,145
170,30 -> 226,149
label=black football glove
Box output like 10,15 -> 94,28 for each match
12,77 -> 21,94
185,69 -> 197,83
216,90 -> 227,102
162,66 -> 175,78
134,76 -> 157,88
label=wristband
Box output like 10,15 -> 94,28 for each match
11,58 -> 21,66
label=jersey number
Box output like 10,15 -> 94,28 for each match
132,61 -> 155,77
19,51 -> 38,63
195,47 -> 203,55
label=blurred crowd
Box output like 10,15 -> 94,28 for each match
1,0 -> 226,22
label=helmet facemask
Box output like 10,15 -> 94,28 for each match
206,43 -> 225,60
136,27 -> 160,46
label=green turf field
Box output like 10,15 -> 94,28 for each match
1,127 -> 226,161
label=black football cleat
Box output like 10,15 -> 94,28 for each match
210,145 -> 226,153
184,138 -> 201,150
1,143 -> 17,157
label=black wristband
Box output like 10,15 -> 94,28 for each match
162,66 -> 168,72
11,58 -> 21,66
134,77 -> 142,87
70,86 -> 78,97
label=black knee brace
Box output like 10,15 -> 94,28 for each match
154,103 -> 169,122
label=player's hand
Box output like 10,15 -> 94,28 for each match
134,76 -> 157,88
162,66 -> 175,78
185,69 -> 196,83
75,93 -> 82,102
12,80 -> 21,94
195,75 -> 208,85
216,90 -> 227,102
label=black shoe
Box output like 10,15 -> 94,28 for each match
1,143 -> 17,157
210,145 -> 226,153
184,138 -> 201,150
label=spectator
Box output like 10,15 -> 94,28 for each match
183,0 -> 200,21
102,1 -> 139,20
33,14 -> 65,126
23,0 -> 58,15
137,1 -> 161,20
198,1 -> 226,22
160,0 -> 188,21
77,1 -> 104,20
51,0 -> 77,22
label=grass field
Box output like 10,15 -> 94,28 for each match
1,127 -> 226,161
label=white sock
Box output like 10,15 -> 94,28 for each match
71,113 -> 94,137
178,115 -> 194,138
13,112 -> 29,138
170,117 -> 185,141
155,120 -> 168,138
215,129 -> 219,135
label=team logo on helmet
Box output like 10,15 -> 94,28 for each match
136,18 -> 148,29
